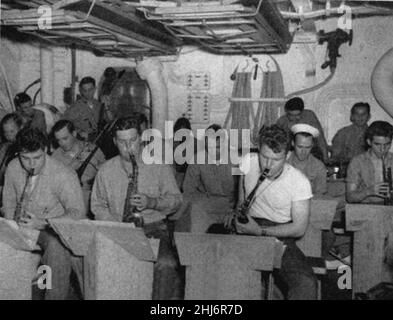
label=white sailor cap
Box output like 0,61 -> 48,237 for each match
291,123 -> 320,138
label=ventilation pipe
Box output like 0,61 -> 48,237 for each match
371,47 -> 393,118
136,58 -> 168,132
40,46 -> 54,105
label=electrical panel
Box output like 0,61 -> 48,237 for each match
186,92 -> 210,123
185,71 -> 210,124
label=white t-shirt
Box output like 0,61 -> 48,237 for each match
239,153 -> 313,223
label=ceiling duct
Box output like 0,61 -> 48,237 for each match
0,0 -> 182,58
138,0 -> 293,55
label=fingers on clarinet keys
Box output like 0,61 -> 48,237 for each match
224,210 -> 236,228
374,183 -> 390,198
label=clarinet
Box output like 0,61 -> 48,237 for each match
122,153 -> 144,227
237,168 -> 270,223
14,169 -> 34,223
383,161 -> 393,206
227,168 -> 269,233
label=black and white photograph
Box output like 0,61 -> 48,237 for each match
0,0 -> 393,303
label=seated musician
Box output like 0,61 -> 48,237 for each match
287,123 -> 327,197
91,117 -> 183,300
51,120 -> 106,214
14,92 -> 47,134
330,102 -> 370,166
276,97 -> 329,164
346,120 -> 393,204
2,127 -> 85,299
228,124 -> 317,300
181,124 -> 237,233
172,117 -> 199,191
0,113 -> 23,199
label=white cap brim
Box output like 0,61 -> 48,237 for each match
291,123 -> 320,138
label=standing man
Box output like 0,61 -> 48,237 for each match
14,92 -> 47,134
91,117 -> 183,300
346,121 -> 393,204
330,102 -> 370,164
2,127 -> 85,299
63,77 -> 113,142
276,97 -> 329,164
51,120 -> 106,214
227,124 -> 317,300
287,123 -> 327,197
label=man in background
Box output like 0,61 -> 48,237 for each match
276,97 -> 328,163
51,120 -> 106,215
287,123 -> 327,197
330,102 -> 370,164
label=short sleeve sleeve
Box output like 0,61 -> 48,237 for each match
291,170 -> 313,201
346,157 -> 360,185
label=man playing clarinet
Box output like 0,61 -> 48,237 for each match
346,121 -> 393,204
225,125 -> 317,300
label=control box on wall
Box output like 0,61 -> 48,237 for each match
185,71 -> 210,124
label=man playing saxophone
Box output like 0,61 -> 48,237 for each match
91,116 -> 183,300
2,127 -> 85,300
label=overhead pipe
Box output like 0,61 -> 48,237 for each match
136,58 -> 168,133
371,47 -> 393,118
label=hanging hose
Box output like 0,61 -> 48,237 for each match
285,68 -> 336,99
33,88 -> 41,105
23,78 -> 41,94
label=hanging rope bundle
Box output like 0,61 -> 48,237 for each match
224,72 -> 252,145
225,58 -> 285,147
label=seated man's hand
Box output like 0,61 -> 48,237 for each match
19,211 -> 47,230
235,216 -> 262,236
370,182 -> 390,198
130,194 -> 157,211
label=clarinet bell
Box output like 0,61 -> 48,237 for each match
237,215 -> 249,224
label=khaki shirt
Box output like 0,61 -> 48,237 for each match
51,141 -> 106,190
183,152 -> 237,204
2,156 -> 85,220
331,124 -> 368,163
91,156 -> 182,224
287,152 -> 327,197
347,150 -> 393,204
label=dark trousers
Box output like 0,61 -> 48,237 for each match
143,220 -> 183,300
37,228 -> 83,300
254,218 -> 318,300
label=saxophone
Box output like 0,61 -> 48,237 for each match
122,153 -> 144,227
14,169 -> 34,223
